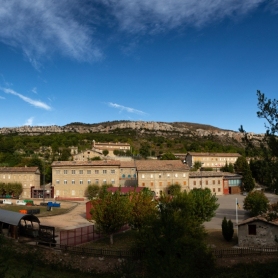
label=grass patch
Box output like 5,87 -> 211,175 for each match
206,229 -> 238,249
84,229 -> 138,250
0,202 -> 76,217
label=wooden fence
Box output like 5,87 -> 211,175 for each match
34,242 -> 278,259
212,247 -> 278,258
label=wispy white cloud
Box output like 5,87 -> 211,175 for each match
0,0 -> 102,69
101,0 -> 265,33
24,117 -> 34,126
31,87 -> 37,94
0,96 -> 5,99
0,0 -> 269,68
1,88 -> 51,110
108,102 -> 147,115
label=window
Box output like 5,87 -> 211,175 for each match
151,182 -> 154,186
63,180 -> 67,184
248,225 -> 256,235
79,170 -> 83,174
122,174 -> 125,178
159,174 -> 162,178
56,190 -> 60,196
206,180 -> 208,185
71,190 -> 75,196
175,173 -> 178,178
64,170 -> 68,174
142,174 -> 145,178
168,182 -> 171,185
128,174 -> 131,178
150,174 -> 153,178
103,170 -> 107,174
213,188 -> 215,192
213,180 -> 215,185
72,180 -> 75,184
56,180 -> 60,184
218,188 -> 221,192
200,181 -> 202,186
72,170 -> 75,174
111,170 -> 115,174
167,173 -> 170,177
88,180 -> 91,185
142,183 -> 145,187
111,179 -> 115,185
103,179 -> 107,185
183,173 -> 186,178
87,170 -> 91,174
193,181 -> 196,186
183,181 -> 187,185
218,180 -> 221,185
159,182 -> 162,186
95,170 -> 99,174
95,179 -> 99,185
79,180 -> 83,184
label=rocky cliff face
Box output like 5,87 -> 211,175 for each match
0,121 -> 265,144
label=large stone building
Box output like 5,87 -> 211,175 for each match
136,160 -> 190,196
188,171 -> 242,195
185,152 -> 241,170
0,166 -> 40,199
51,160 -> 121,198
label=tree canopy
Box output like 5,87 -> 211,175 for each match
243,191 -> 269,216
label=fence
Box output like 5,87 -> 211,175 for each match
59,224 -> 130,246
34,243 -> 278,259
212,247 -> 278,258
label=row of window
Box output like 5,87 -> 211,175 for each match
1,175 -> 35,180
141,173 -> 186,178
193,180 -> 221,186
56,179 -> 115,185
141,181 -> 187,187
55,169 -> 116,175
195,157 -> 237,161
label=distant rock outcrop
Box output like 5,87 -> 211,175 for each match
0,121 -> 265,145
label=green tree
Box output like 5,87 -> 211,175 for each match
167,184 -> 181,196
161,152 -> 178,160
256,90 -> 278,191
129,190 -> 158,230
234,156 -> 255,192
221,162 -> 234,173
90,190 -> 132,245
243,191 -> 269,216
134,191 -> 215,278
188,188 -> 219,223
222,217 -> 234,241
102,149 -> 109,156
86,184 -> 100,200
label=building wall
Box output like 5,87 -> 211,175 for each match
186,153 -> 240,169
137,170 -> 189,197
0,168 -> 40,199
238,221 -> 278,247
188,175 -> 223,195
52,163 -> 120,198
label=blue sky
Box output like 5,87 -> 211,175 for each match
0,0 -> 278,133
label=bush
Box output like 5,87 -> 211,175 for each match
222,217 -> 234,241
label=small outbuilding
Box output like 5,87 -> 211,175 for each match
238,216 -> 278,248
0,209 -> 40,239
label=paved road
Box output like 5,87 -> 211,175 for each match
204,193 -> 278,230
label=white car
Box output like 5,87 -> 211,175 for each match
2,199 -> 12,205
16,200 -> 26,205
